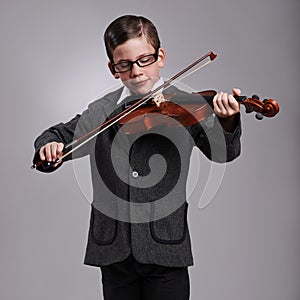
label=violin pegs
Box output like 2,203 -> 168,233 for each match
263,98 -> 268,103
252,94 -> 260,100
255,112 -> 264,120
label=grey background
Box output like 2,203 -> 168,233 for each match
1,0 -> 299,299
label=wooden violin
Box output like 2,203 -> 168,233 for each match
118,90 -> 279,134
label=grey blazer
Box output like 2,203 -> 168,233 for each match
33,86 -> 241,267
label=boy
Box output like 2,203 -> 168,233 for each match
33,15 -> 241,300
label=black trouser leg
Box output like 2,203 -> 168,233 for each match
100,256 -> 142,300
100,255 -> 190,300
141,265 -> 190,300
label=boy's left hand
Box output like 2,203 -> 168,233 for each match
213,88 -> 241,119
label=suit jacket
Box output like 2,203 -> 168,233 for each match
33,86 -> 241,267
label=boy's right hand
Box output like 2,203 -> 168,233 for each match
39,142 -> 64,168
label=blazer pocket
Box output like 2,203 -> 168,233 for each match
90,206 -> 118,245
150,202 -> 188,245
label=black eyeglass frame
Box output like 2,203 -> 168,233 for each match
112,50 -> 159,73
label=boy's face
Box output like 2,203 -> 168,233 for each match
108,36 -> 166,95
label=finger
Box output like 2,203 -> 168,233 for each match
232,87 -> 241,96
213,92 -> 223,114
51,143 -> 59,161
57,143 -> 65,153
217,92 -> 239,117
219,92 -> 234,115
221,92 -> 231,110
57,143 -> 64,155
51,142 -> 64,161
228,94 -> 240,112
39,146 -> 46,161
44,144 -> 52,161
44,142 -> 58,161
54,143 -> 65,167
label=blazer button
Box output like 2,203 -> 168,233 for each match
132,171 -> 139,178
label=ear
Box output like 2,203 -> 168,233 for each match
157,48 -> 166,68
108,61 -> 119,79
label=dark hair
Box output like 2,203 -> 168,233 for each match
104,15 -> 161,62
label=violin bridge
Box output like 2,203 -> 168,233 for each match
153,92 -> 167,108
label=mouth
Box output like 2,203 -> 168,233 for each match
131,79 -> 149,87
125,78 -> 156,95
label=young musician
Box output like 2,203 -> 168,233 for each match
33,15 -> 241,300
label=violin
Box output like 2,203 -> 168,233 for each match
31,51 -> 280,170
118,89 -> 279,134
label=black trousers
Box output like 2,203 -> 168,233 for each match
100,254 -> 190,300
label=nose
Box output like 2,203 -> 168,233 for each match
130,62 -> 143,77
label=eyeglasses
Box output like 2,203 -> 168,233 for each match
112,51 -> 159,73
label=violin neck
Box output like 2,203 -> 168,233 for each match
196,90 -> 246,104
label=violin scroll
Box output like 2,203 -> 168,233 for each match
241,94 -> 280,120
196,90 -> 280,120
